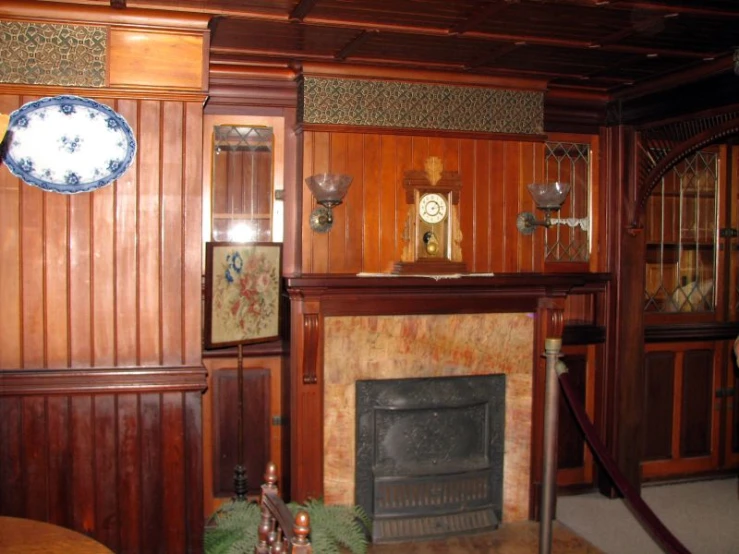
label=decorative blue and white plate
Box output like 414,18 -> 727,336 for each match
1,95 -> 136,194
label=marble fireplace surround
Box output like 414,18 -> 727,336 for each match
323,312 -> 533,521
285,274 -> 608,518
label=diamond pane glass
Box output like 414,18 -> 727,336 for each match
644,149 -> 718,313
543,142 -> 590,263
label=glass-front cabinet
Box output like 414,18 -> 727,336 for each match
644,148 -> 718,315
642,145 -> 739,480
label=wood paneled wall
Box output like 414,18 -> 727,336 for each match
0,93 -> 206,553
300,130 -> 547,274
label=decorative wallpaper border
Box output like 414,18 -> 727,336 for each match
299,76 -> 543,135
0,21 -> 107,87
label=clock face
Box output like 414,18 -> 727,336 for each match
419,192 -> 448,224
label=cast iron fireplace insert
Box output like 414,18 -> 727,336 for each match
355,374 -> 505,543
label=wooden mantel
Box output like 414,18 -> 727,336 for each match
285,273 -> 610,509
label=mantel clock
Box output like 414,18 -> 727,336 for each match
393,157 -> 467,275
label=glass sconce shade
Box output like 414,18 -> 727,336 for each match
517,182 -> 580,235
305,173 -> 353,206
305,173 -> 353,233
526,182 -> 571,210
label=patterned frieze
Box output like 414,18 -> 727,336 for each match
0,20 -> 106,87
300,76 -> 543,135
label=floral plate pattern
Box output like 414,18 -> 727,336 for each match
1,95 -> 136,194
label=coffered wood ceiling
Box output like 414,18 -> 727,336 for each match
48,0 -> 739,99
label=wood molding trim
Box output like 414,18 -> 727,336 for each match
299,61 -> 549,91
285,273 -> 610,502
0,83 -> 209,102
0,366 -> 207,396
296,122 -> 547,142
633,112 -> 739,228
0,0 -> 211,30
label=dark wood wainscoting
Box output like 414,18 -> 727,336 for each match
0,367 -> 206,554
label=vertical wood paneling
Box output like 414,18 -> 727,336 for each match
301,130 -> 548,274
309,132 -> 330,273
21,183 -> 45,368
70,396 -> 95,534
0,398 -> 22,516
45,193 -> 69,367
162,391 -> 186,553
115,99 -> 140,366
117,394 -> 141,553
360,132 -> 381,271
22,396 -> 47,520
140,392 -> 163,551
94,394 -> 118,551
394,136 -> 413,266
344,134 -> 364,271
328,133 -> 349,272
138,101 -> 163,365
379,135 -> 397,273
46,396 -> 71,527
162,102 -> 185,366
69,192 -> 93,368
184,390 -> 204,549
93,181 -> 116,367
0,91 -> 206,552
0,96 -> 22,369
183,102 -> 204,366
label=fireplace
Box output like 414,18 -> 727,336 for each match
286,274 -> 605,525
322,312 -> 535,524
355,374 -> 506,542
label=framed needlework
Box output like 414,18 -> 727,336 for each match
204,242 -> 282,349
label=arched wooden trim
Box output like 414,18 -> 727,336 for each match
632,110 -> 739,229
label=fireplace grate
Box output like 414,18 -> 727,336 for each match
373,507 -> 498,543
356,374 -> 505,543
375,469 -> 491,513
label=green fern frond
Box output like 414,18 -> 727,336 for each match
205,497 -> 372,554
204,500 -> 261,554
288,499 -> 371,554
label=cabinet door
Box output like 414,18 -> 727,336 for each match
202,356 -> 286,516
644,149 -> 720,318
556,345 -> 596,487
641,342 -> 721,479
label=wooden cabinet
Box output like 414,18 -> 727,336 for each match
202,354 -> 287,516
641,145 -> 739,480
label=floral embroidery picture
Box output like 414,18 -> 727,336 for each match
204,242 -> 282,348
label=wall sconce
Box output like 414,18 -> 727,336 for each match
516,182 -> 589,235
305,173 -> 353,233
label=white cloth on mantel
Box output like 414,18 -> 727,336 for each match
356,272 -> 495,281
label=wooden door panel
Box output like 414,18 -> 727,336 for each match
212,368 -> 270,498
558,353 -> 586,470
643,351 -> 675,461
680,350 -> 714,457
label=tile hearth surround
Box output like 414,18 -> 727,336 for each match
323,312 -> 534,522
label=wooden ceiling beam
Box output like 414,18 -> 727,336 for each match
465,43 -> 521,70
564,0 -> 739,18
289,0 -> 319,22
450,0 -> 515,35
335,30 -> 379,61
591,13 -> 675,48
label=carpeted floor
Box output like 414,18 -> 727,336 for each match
556,477 -> 739,554
367,521 -> 604,553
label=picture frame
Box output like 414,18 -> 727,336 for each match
204,242 -> 282,349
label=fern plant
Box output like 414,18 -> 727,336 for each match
204,498 -> 371,554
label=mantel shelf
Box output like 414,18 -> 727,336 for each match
286,272 -> 611,317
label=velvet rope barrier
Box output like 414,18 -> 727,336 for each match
557,370 -> 691,554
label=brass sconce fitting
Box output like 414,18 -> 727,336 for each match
305,173 -> 353,233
